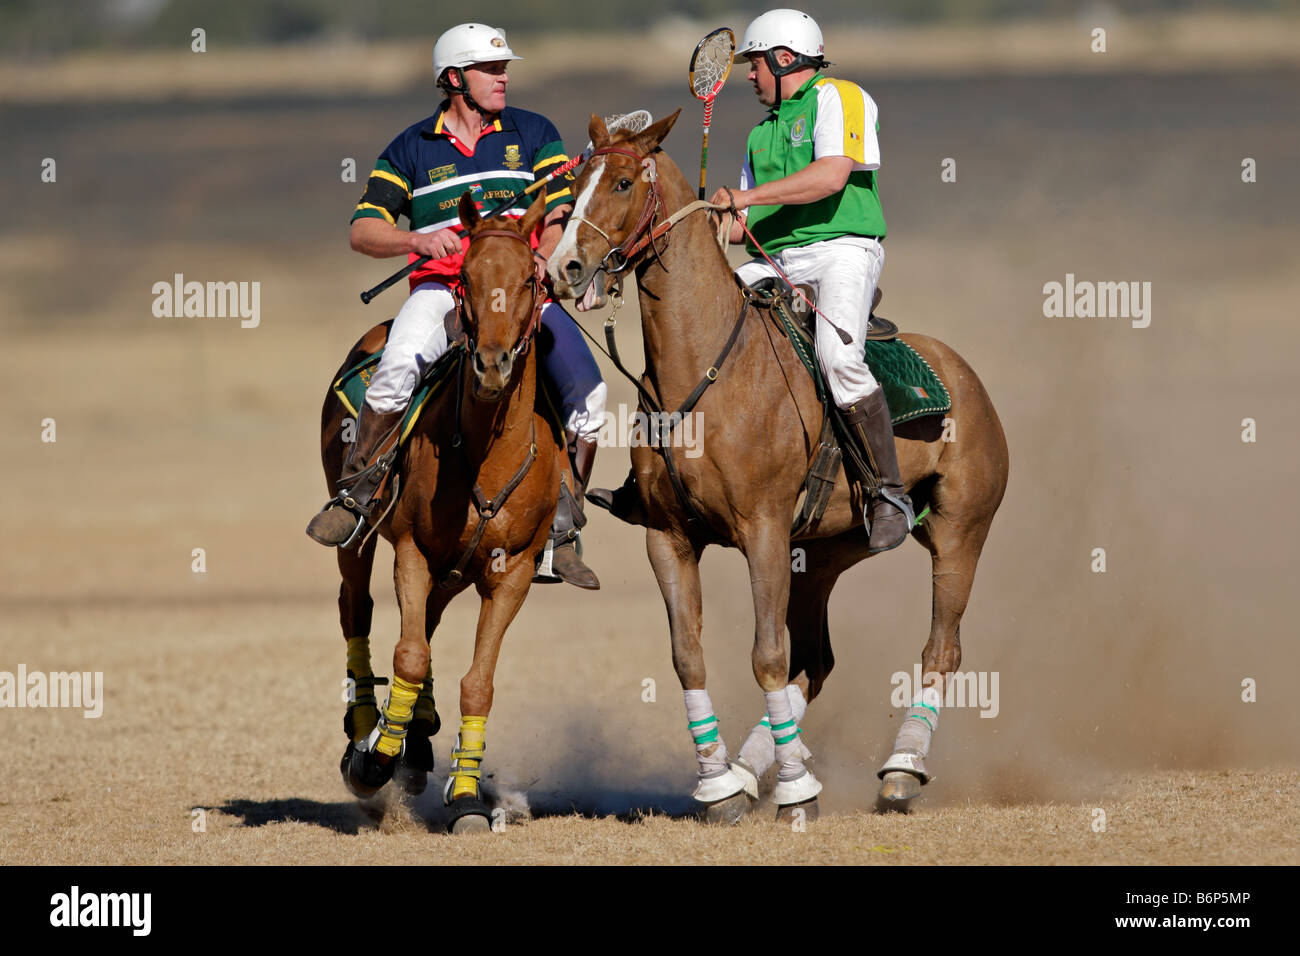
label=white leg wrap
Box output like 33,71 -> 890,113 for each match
765,689 -> 809,782
880,684 -> 941,782
769,676 -> 821,806
737,683 -> 810,777
683,689 -> 730,779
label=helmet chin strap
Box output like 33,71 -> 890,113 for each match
439,67 -> 489,119
763,49 -> 823,110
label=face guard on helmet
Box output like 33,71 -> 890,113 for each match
735,9 -> 827,108
432,23 -> 522,114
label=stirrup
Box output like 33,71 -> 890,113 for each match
326,449 -> 401,549
865,489 -> 915,554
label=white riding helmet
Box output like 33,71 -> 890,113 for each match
735,9 -> 825,63
432,23 -> 522,78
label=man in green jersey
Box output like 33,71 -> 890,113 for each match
712,8 -> 913,554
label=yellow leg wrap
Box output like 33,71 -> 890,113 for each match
345,637 -> 372,677
414,659 -> 436,724
375,675 -> 421,757
345,637 -> 379,742
449,716 -> 487,800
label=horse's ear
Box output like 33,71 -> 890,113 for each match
631,108 -> 680,153
458,191 -> 480,232
517,188 -> 548,240
588,112 -> 609,149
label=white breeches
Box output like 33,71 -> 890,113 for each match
735,236 -> 884,410
363,280 -> 608,441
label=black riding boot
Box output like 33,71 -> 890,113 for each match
841,389 -> 916,554
542,434 -> 600,590
587,467 -> 648,527
306,404 -> 405,548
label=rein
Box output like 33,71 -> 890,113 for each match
566,148 -> 749,539
439,225 -> 544,589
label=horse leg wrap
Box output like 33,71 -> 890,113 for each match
684,689 -> 750,803
374,675 -> 421,758
683,689 -> 729,775
413,661 -> 439,736
738,684 -> 809,776
445,716 -> 487,802
345,636 -> 381,742
880,685 -> 941,782
765,689 -> 811,781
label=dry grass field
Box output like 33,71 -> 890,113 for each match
1,16 -> 1298,865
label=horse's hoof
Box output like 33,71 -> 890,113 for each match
776,798 -> 819,826
875,771 -> 923,812
449,813 -> 493,835
446,796 -> 494,835
699,791 -> 754,826
772,769 -> 822,807
394,736 -> 434,797
341,740 -> 394,800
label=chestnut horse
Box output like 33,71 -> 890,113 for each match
549,111 -> 1009,820
319,191 -> 562,833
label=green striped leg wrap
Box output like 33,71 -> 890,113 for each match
765,689 -> 808,782
683,689 -> 728,775
892,686 -> 941,757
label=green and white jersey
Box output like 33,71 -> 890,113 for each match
741,75 -> 886,256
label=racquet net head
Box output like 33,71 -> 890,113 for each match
604,109 -> 652,138
690,28 -> 735,99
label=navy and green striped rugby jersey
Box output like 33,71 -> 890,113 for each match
352,102 -> 572,289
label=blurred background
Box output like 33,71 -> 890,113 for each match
1,0 -> 1297,858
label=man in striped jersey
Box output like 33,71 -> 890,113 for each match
711,8 -> 914,554
307,23 -> 607,589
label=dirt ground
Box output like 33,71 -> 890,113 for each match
1,21 -> 1298,865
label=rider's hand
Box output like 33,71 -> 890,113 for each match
710,186 -> 750,215
410,228 -> 464,261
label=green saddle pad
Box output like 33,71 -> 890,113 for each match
862,338 -> 951,425
332,345 -> 463,445
768,295 -> 950,425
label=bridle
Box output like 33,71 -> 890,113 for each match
569,146 -> 669,278
457,228 -> 546,363
562,143 -> 756,543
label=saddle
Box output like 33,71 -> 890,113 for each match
742,277 -> 950,537
749,277 -> 899,342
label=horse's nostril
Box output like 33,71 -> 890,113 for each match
473,351 -> 486,374
563,260 -> 583,283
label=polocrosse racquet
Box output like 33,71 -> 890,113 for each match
689,27 -> 735,200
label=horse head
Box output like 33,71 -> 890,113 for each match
458,188 -> 548,401
548,109 -> 681,310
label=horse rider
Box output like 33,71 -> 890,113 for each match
714,7 -> 913,552
593,9 -> 913,553
306,23 -> 607,588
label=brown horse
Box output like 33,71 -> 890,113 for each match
549,111 -> 1009,820
319,190 -> 563,833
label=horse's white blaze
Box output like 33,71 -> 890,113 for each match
548,156 -> 605,285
